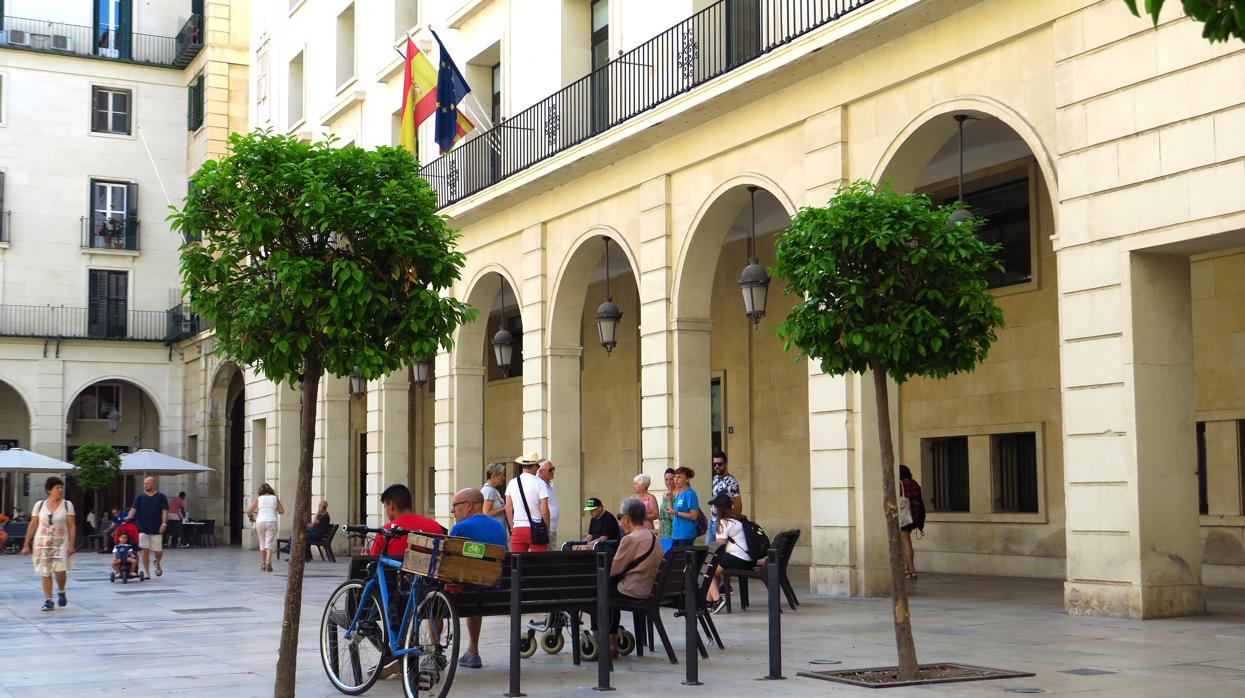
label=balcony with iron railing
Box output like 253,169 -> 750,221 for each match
418,0 -> 876,209
0,304 -> 198,342
81,216 -> 140,252
0,13 -> 203,69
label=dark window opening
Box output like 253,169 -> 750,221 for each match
1197,421 -> 1208,515
94,0 -> 133,60
187,72 -> 205,131
710,377 -> 723,454
725,0 -> 760,67
926,436 -> 969,512
956,178 -> 1033,289
88,269 -> 128,338
590,0 -> 609,134
993,432 -> 1038,513
92,86 -> 131,135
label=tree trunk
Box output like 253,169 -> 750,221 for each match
273,355 -> 322,697
868,356 -> 920,680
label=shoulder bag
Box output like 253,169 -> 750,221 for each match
515,474 -> 550,546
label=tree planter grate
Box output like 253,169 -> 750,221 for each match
798,663 -> 1034,688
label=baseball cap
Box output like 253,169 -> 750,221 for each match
583,497 -> 603,511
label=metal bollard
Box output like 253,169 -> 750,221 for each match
682,548 -> 702,686
506,555 -> 525,697
764,548 -> 785,680
595,551 -> 616,691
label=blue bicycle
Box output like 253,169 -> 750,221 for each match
320,525 -> 459,698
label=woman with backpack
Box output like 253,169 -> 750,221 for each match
898,464 -> 926,580
705,492 -> 759,614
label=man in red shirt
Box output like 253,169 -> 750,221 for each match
367,484 -> 443,558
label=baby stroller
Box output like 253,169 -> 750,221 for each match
109,521 -> 145,584
517,539 -> 635,661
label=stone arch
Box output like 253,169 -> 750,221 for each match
0,375 -> 36,426
64,375 -> 167,429
0,377 -> 32,516
672,173 -> 798,323
455,263 -> 526,370
547,225 -> 641,349
870,95 -> 1060,211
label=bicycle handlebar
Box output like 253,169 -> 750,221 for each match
341,524 -> 412,539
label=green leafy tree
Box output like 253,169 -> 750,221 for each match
772,181 -> 1005,680
1123,0 -> 1245,43
171,131 -> 474,696
71,442 -> 121,519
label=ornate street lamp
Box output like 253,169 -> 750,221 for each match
947,114 -> 975,226
106,408 -> 121,433
492,282 -> 515,378
349,366 -> 365,398
595,236 -> 623,356
411,356 -> 432,389
737,186 -> 770,326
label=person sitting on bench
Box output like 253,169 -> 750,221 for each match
592,497 -> 661,658
449,488 -> 507,670
305,500 -> 331,545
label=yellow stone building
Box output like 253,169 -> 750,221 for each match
164,0 -> 1245,620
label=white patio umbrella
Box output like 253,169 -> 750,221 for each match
0,448 -> 74,473
119,449 -> 214,475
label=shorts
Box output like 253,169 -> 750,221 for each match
138,533 -> 163,552
718,553 -> 755,570
256,520 -> 278,550
508,526 -> 549,553
901,523 -> 918,532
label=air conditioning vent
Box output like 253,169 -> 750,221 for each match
51,35 -> 74,52
7,29 -> 31,47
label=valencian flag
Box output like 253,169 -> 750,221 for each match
398,37 -> 438,156
431,29 -> 474,154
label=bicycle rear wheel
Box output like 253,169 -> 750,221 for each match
321,579 -> 387,695
401,589 -> 459,698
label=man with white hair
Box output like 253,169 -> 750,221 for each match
505,454 -> 551,552
537,459 -> 559,549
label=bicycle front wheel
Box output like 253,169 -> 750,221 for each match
401,589 -> 460,698
321,579 -> 387,695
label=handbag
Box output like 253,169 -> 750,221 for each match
515,474 -> 550,546
898,494 -> 914,528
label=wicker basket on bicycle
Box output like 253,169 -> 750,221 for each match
401,532 -> 506,586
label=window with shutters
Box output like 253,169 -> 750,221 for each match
75,381 -> 123,420
395,0 -> 418,41
924,435 -> 970,512
288,51 -> 305,126
992,432 -> 1038,513
0,170 -> 8,243
256,46 -> 270,124
336,4 -> 356,89
187,72 -> 205,132
590,0 -> 609,135
87,270 -> 128,339
1197,421 -> 1208,515
91,86 -> 132,135
0,73 -> 7,127
88,179 -> 138,250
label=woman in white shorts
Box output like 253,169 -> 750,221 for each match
246,483 -> 284,572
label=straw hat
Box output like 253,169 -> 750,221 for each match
515,452 -> 542,466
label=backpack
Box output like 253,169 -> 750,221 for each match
736,516 -> 770,562
694,508 -> 708,538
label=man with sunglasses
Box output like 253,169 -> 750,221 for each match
537,459 -> 559,549
709,450 -> 741,544
449,488 -> 506,669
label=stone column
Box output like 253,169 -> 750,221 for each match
547,346 -> 582,534
670,319 -> 712,471
317,374 -> 350,544
367,371 -> 410,527
636,176 -> 679,481
435,357 -> 483,525
272,381 -> 301,539
30,359 -> 65,459
520,223 -> 550,459
1062,249 -> 1204,618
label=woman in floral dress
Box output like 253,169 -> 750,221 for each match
21,476 -> 76,611
657,467 -> 675,539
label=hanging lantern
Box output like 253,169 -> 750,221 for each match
493,280 -> 515,377
412,357 -> 432,388
349,366 -> 365,398
106,408 -> 121,434
947,114 -> 975,227
736,186 -> 771,326
596,237 -> 623,355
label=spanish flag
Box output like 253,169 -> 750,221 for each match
399,36 -> 473,157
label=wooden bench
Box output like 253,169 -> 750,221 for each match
721,529 -> 801,613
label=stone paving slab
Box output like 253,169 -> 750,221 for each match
4,548 -> 1245,696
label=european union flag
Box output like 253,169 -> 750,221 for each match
432,29 -> 472,155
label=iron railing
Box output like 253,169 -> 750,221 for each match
81,216 -> 140,251
0,13 -> 203,69
164,302 -> 205,342
418,0 -> 874,208
0,305 -> 182,342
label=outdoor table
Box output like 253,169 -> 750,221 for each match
180,521 -> 206,547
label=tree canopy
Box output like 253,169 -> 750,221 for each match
71,442 -> 121,494
172,131 -> 474,385
774,180 -> 1005,384
1124,0 -> 1245,43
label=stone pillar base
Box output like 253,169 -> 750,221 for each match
810,565 -> 891,597
1065,581 -> 1206,619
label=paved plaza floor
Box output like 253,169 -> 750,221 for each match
3,546 -> 1245,696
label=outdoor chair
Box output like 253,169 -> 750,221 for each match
611,549 -> 693,663
197,519 -> 217,548
277,524 -> 337,562
721,529 -> 801,613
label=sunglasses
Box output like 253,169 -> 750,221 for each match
451,500 -> 470,508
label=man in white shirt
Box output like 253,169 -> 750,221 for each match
504,454 -> 551,552
537,459 -> 559,548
